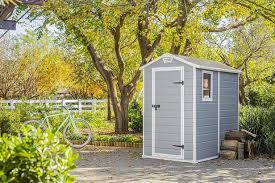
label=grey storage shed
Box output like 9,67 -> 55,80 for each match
140,53 -> 242,163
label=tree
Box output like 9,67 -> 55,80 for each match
0,33 -> 73,99
205,20 -> 275,104
35,0 -> 274,133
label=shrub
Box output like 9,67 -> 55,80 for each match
0,126 -> 78,183
240,105 -> 275,156
0,103 -> 48,135
0,109 -> 21,135
248,85 -> 275,108
129,101 -> 143,133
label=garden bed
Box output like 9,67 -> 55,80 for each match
72,140 -> 143,148
70,133 -> 143,148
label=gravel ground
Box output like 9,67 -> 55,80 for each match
72,146 -> 275,183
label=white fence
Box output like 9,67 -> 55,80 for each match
0,99 -> 107,112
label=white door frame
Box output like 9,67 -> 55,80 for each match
152,66 -> 185,160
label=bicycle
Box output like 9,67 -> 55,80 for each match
20,106 -> 92,149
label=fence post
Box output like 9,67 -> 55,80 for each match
62,99 -> 66,107
78,99 -> 82,113
10,100 -> 15,110
92,99 -> 96,113
45,99 -> 49,108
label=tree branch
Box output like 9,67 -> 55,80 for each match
50,5 -> 112,84
170,0 -> 191,54
235,1 -> 275,24
206,16 -> 256,32
110,13 -> 128,91
241,0 -> 275,15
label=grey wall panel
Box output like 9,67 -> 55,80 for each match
185,134 -> 193,142
220,116 -> 238,124
197,132 -> 218,143
220,72 -> 239,141
220,103 -> 238,110
184,151 -> 193,159
184,112 -> 193,119
155,147 -> 181,155
184,143 -> 193,151
197,140 -> 219,151
155,125 -> 182,133
195,118 -> 217,126
185,103 -> 193,111
197,103 -> 218,111
144,146 -> 152,155
183,62 -> 194,160
220,88 -> 238,95
143,57 -> 194,160
144,132 -> 152,139
220,110 -> 238,117
143,64 -> 153,156
197,125 -> 218,134
143,70 -> 152,159
185,126 -> 193,135
197,147 -> 218,160
196,69 -> 219,160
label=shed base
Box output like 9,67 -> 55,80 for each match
142,155 -> 218,163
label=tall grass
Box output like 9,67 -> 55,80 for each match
240,105 -> 275,156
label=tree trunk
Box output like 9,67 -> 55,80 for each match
110,91 -> 129,133
120,93 -> 129,132
111,103 -> 129,133
239,75 -> 248,105
107,92 -> 111,122
105,79 -> 129,133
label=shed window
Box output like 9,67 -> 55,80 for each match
202,71 -> 213,101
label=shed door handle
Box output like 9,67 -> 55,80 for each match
152,104 -> 160,110
173,81 -> 184,85
173,145 -> 184,149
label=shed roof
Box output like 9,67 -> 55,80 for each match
140,53 -> 242,74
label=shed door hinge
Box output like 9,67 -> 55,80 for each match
173,81 -> 184,85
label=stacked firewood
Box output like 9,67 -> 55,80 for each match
220,130 -> 257,160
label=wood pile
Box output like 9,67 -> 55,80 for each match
220,130 -> 257,160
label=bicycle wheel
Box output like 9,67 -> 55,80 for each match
63,118 -> 92,149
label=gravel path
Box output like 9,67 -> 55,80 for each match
72,146 -> 275,183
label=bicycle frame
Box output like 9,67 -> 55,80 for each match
39,108 -> 74,134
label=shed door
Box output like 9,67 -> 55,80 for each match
152,67 -> 184,159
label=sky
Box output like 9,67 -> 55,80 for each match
0,9 -> 56,41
